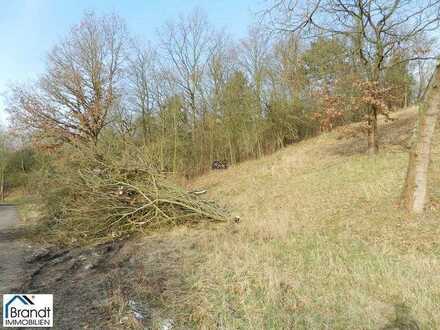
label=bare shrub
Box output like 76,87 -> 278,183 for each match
37,142 -> 229,245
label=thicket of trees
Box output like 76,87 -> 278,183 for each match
6,7 -> 431,177
0,130 -> 35,200
264,0 -> 440,213
265,0 -> 440,154
4,1 -> 440,215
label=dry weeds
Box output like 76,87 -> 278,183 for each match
131,108 -> 440,329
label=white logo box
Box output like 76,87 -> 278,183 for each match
3,294 -> 53,328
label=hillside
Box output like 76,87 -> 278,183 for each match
3,2 -> 440,329
9,107 -> 440,329
126,107 -> 440,329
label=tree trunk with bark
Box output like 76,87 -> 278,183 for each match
402,61 -> 440,213
0,168 -> 5,201
367,106 -> 379,155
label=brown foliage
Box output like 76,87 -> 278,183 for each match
313,92 -> 345,132
352,80 -> 395,116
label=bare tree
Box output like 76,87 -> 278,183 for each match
240,26 -> 271,110
410,34 -> 436,102
264,0 -> 440,154
128,42 -> 157,144
7,12 -> 128,146
239,26 -> 273,157
159,8 -> 216,134
269,34 -> 305,102
206,33 -> 238,163
207,33 -> 237,99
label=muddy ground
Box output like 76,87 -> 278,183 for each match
0,206 -> 166,329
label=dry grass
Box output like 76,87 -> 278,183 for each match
132,107 -> 440,329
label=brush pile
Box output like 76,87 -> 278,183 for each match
38,144 -> 230,244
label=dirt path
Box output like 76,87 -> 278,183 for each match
0,205 -> 153,329
0,204 -> 32,328
0,205 -> 28,295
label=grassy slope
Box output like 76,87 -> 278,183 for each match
137,108 -> 440,329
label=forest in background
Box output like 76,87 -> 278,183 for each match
1,0 -> 440,241
2,5 -> 434,175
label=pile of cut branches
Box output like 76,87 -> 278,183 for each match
38,145 -> 230,244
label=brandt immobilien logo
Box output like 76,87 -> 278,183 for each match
3,294 -> 53,328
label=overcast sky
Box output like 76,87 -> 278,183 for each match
0,0 -> 259,127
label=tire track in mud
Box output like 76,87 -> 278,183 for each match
0,205 -> 31,323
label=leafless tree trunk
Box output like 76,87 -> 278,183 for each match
0,133 -> 7,201
0,168 -> 5,201
367,106 -> 379,155
129,43 -> 157,145
239,26 -> 270,158
159,9 -> 215,135
402,61 -> 440,213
